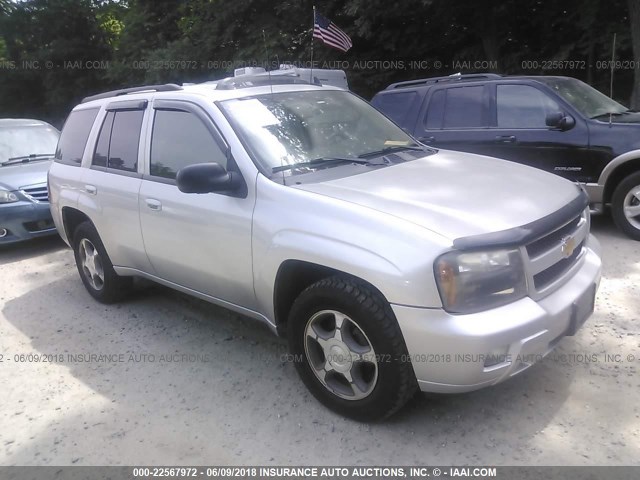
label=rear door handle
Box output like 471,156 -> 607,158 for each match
85,185 -> 97,195
495,135 -> 517,143
145,198 -> 162,211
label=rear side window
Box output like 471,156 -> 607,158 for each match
55,108 -> 99,165
109,111 -> 144,172
373,92 -> 417,126
150,110 -> 227,180
91,110 -> 144,173
442,86 -> 487,128
425,90 -> 445,129
92,112 -> 114,168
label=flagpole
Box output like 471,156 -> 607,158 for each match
310,5 -> 315,84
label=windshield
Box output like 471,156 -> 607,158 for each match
0,125 -> 60,163
540,77 -> 628,118
219,90 -> 419,174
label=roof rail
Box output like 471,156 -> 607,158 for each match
386,73 -> 502,90
81,84 -> 183,103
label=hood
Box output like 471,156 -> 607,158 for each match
0,159 -> 52,191
594,112 -> 640,124
294,150 -> 582,242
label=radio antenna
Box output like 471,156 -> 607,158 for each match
262,29 -> 274,96
609,32 -> 617,127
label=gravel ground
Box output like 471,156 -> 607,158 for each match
0,215 -> 638,466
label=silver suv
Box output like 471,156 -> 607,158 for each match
48,78 -> 602,420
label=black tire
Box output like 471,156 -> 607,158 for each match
611,171 -> 640,240
287,275 -> 417,421
72,221 -> 132,303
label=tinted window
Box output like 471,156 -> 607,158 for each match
373,92 -> 417,125
108,110 -> 144,172
150,110 -> 227,180
425,89 -> 445,129
55,108 -> 99,165
497,85 -> 560,128
92,112 -> 114,168
443,86 -> 486,128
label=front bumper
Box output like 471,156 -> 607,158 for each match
393,234 -> 602,393
0,201 -> 57,245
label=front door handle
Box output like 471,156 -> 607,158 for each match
85,185 -> 97,195
145,198 -> 162,211
419,136 -> 436,144
495,135 -> 517,143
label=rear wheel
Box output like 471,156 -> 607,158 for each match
72,221 -> 132,303
287,276 -> 417,421
612,172 -> 640,240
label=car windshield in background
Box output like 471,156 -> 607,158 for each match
0,125 -> 59,164
219,90 -> 421,175
541,77 -> 628,119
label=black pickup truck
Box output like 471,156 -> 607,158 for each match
371,73 -> 640,240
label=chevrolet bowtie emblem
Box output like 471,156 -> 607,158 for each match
561,235 -> 577,258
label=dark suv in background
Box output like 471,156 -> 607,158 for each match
371,73 -> 640,240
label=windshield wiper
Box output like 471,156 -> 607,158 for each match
357,144 -> 426,159
2,153 -> 54,166
590,110 -> 632,120
272,156 -> 379,174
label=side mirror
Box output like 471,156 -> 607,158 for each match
546,112 -> 575,131
176,162 -> 241,194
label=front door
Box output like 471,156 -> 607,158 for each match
138,101 -> 257,310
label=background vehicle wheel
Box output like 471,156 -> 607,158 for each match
287,275 -> 417,421
72,221 -> 132,303
612,172 -> 640,240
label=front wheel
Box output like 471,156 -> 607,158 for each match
612,172 -> 640,240
287,276 -> 417,421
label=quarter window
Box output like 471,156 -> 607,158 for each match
150,110 -> 227,180
55,108 -> 99,165
373,92 -> 417,125
497,85 -> 560,128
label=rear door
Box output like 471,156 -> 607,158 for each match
80,100 -> 152,272
416,84 -> 497,155
138,100 -> 257,309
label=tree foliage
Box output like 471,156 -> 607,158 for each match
0,0 -> 636,125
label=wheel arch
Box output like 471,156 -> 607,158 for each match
272,259 -> 391,337
600,152 -> 640,204
61,207 -> 93,244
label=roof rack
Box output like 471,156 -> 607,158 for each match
214,74 -> 312,90
81,84 -> 183,103
386,73 -> 502,90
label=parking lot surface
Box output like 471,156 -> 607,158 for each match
0,216 -> 638,466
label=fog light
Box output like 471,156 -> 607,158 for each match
0,228 -> 7,238
483,346 -> 510,368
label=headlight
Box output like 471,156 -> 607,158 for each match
435,248 -> 527,314
0,189 -> 19,203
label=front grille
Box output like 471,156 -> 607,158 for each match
20,183 -> 49,203
525,211 -> 587,294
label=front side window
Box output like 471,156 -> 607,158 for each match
219,90 -> 418,173
150,110 -> 227,180
55,109 -> 99,165
497,85 -> 560,128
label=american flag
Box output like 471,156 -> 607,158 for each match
313,12 -> 353,52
